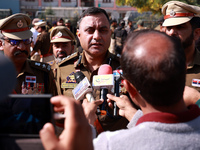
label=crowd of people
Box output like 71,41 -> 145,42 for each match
0,0 -> 200,149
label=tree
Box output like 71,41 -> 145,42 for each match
116,0 -> 200,14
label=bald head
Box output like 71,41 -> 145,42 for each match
121,30 -> 186,106
131,32 -> 174,64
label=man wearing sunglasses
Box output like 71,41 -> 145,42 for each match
0,13 -> 57,95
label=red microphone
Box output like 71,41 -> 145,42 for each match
93,64 -> 114,110
98,64 -> 113,75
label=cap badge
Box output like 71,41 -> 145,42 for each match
17,20 -> 23,28
57,31 -> 62,37
170,9 -> 176,17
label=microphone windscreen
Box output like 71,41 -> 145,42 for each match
74,71 -> 85,83
98,64 -> 112,75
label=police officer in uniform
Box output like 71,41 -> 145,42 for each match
55,7 -> 128,133
48,26 -> 76,70
162,1 -> 200,92
31,21 -> 54,63
0,13 -> 57,95
113,20 -> 127,56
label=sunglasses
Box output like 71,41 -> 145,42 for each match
4,38 -> 32,46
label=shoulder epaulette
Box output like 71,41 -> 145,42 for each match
29,60 -> 51,72
58,52 -> 79,66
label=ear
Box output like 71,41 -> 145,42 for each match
193,28 -> 200,41
77,29 -> 80,39
123,79 -> 137,100
0,40 -> 4,51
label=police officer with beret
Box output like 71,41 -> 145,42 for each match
162,1 -> 200,92
55,7 -> 128,134
0,13 -> 57,95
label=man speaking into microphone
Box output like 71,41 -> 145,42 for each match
54,7 -> 129,134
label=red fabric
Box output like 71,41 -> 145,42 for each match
52,36 -> 72,40
136,104 -> 200,126
164,13 -> 195,19
94,118 -> 104,134
2,27 -> 29,33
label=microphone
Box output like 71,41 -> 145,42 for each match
92,64 -> 114,110
113,69 -> 122,117
72,71 -> 95,102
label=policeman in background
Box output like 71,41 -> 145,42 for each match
0,13 -> 57,95
134,19 -> 147,31
125,20 -> 135,34
31,20 -> 54,63
65,19 -> 76,36
49,26 -> 76,64
109,19 -> 117,55
162,1 -> 200,91
48,26 -> 77,92
113,20 -> 127,56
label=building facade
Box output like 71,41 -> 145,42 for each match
19,0 -> 137,22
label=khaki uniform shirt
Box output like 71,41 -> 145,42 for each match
33,31 -> 53,56
186,49 -> 200,92
134,26 -> 147,31
15,59 -> 57,95
55,51 -> 129,132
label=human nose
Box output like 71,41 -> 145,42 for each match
56,47 -> 62,52
93,30 -> 101,41
166,27 -> 178,36
17,41 -> 26,50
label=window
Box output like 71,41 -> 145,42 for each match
62,0 -> 71,2
103,0 -> 111,3
44,0 -> 53,2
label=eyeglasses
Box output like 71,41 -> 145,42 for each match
4,38 -> 32,46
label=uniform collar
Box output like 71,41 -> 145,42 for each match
17,59 -> 34,77
136,105 -> 200,126
81,50 -> 112,70
188,48 -> 200,69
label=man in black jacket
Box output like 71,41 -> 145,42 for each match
113,20 -> 127,56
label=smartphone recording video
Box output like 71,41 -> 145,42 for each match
0,94 -> 54,136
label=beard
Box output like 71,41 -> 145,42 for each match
171,31 -> 194,50
55,57 -> 62,63
182,31 -> 194,49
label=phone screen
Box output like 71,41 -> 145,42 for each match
0,94 -> 53,135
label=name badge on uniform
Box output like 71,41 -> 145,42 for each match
61,72 -> 77,89
192,79 -> 200,87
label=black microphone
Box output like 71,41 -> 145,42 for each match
73,71 -> 95,102
113,76 -> 120,117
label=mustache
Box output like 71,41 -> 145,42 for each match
56,51 -> 67,57
90,40 -> 103,46
14,50 -> 28,56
